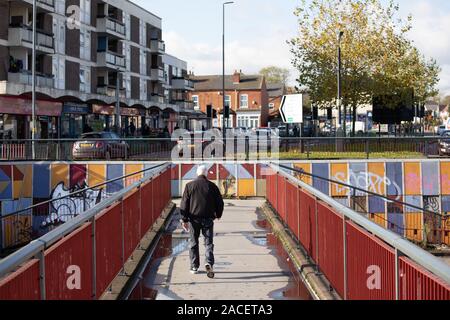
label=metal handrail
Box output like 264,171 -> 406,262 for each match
270,163 -> 450,284
0,162 -> 170,278
277,164 -> 445,218
0,136 -> 444,143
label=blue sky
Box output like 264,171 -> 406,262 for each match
133,0 -> 450,95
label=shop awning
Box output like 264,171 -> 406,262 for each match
0,96 -> 62,116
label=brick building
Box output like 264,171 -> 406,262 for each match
188,70 -> 269,129
267,83 -> 285,126
0,0 -> 194,139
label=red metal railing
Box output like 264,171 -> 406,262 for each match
0,166 -> 171,300
266,168 -> 450,300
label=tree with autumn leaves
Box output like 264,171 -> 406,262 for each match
290,0 -> 441,135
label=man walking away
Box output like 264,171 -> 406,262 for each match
179,165 -> 224,278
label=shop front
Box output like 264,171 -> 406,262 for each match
162,109 -> 178,134
92,104 -> 147,137
121,107 -> 146,137
0,96 -> 62,140
60,102 -> 92,138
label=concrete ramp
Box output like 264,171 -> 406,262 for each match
142,200 -> 304,300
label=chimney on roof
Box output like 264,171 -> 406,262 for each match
233,70 -> 241,84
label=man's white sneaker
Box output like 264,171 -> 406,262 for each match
190,267 -> 199,274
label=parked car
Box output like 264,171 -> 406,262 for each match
437,125 -> 447,136
439,131 -> 450,157
72,132 -> 129,160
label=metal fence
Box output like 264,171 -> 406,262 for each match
267,163 -> 450,300
0,163 -> 168,255
0,136 -> 445,161
0,163 -> 172,300
277,164 -> 450,247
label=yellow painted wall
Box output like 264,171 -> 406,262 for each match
238,179 -> 255,197
12,165 -> 32,199
50,164 -> 69,190
331,163 -> 348,197
87,164 -> 106,189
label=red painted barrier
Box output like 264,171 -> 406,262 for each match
0,259 -> 40,300
0,166 -> 172,300
45,223 -> 93,300
266,172 -> 450,300
399,256 -> 450,300
346,221 -> 395,300
123,189 -> 143,260
140,180 -> 154,235
277,175 -> 286,222
298,189 -> 317,261
317,202 -> 344,297
286,181 -> 299,239
95,203 -> 123,297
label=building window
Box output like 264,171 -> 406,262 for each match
192,95 -> 199,110
80,29 -> 91,61
79,67 -> 90,93
240,94 -> 248,108
140,49 -> 146,75
269,103 -> 275,109
237,115 -> 259,129
225,95 -> 231,108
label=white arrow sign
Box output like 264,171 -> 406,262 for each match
280,94 -> 303,124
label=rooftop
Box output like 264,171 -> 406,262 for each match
190,74 -> 265,91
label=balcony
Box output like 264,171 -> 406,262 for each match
97,85 -> 126,98
97,16 -> 126,38
175,100 -> 195,111
37,0 -> 54,9
172,78 -> 194,91
18,0 -> 55,12
8,71 -> 54,88
8,25 -> 54,54
97,51 -> 126,70
150,93 -> 165,104
150,68 -> 165,82
150,39 -> 165,54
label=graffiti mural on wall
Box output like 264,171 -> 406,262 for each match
42,182 -> 105,228
334,170 -> 402,201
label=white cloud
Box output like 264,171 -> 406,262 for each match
164,30 -> 298,84
406,1 -> 450,95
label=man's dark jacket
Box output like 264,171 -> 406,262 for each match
180,176 -> 224,223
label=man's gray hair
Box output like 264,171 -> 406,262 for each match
197,165 -> 207,177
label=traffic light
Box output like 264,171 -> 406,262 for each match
207,105 -> 213,118
313,106 -> 318,120
327,107 -> 332,120
224,106 -> 230,119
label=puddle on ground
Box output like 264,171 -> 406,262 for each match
129,211 -> 312,300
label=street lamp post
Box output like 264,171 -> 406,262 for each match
115,69 -> 121,137
31,0 -> 37,159
222,1 -> 234,136
337,30 -> 344,136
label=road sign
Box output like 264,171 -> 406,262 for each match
280,94 -> 303,124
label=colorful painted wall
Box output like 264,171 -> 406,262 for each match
1,160 -> 449,250
284,160 -> 450,245
0,162 -> 165,250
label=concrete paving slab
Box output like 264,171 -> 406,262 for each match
145,199 -> 295,300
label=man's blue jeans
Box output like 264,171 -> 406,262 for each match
189,217 -> 215,269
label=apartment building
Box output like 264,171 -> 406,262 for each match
188,70 -> 269,129
0,0 -> 194,139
